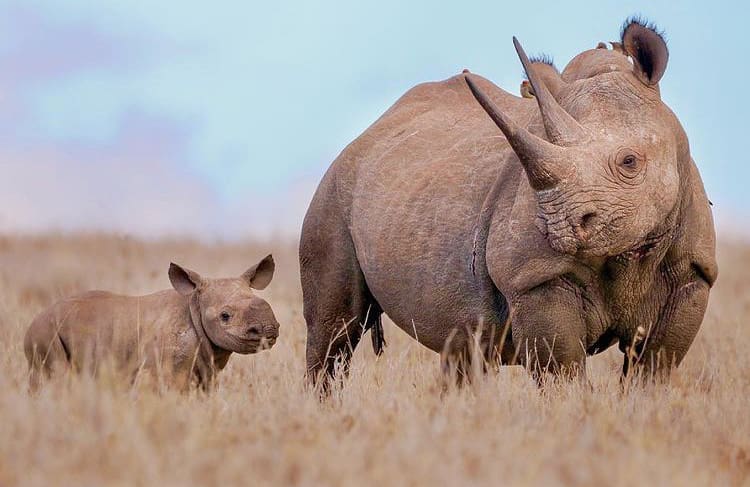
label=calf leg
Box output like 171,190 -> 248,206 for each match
24,322 -> 70,391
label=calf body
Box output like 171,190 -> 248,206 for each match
24,256 -> 279,389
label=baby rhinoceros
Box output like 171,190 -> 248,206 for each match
24,255 -> 280,390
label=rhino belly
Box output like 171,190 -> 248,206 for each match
348,161 -> 507,352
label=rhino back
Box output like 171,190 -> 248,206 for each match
330,73 -> 533,349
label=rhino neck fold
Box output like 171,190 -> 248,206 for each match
187,294 -> 231,383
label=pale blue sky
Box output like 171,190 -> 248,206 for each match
0,0 -> 746,238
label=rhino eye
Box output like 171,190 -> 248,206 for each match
621,155 -> 637,168
615,151 -> 644,180
220,311 -> 231,322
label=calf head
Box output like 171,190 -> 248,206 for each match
168,255 -> 280,354
467,18 -> 686,259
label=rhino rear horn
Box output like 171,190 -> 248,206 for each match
513,37 -> 587,146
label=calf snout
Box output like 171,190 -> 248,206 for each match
242,321 -> 279,346
245,323 -> 263,337
264,322 -> 280,344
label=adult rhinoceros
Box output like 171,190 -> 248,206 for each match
299,18 -> 717,386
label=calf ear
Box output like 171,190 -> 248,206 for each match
169,263 -> 203,296
242,254 -> 275,290
621,17 -> 668,86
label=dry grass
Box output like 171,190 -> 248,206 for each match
0,233 -> 748,486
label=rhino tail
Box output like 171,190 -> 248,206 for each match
370,315 -> 386,356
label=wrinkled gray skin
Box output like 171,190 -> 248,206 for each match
24,256 -> 279,390
300,20 -> 717,386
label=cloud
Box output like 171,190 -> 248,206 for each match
0,5 -> 134,87
0,4 -> 315,240
0,112 -> 210,235
0,109 -> 314,240
0,3 -> 183,140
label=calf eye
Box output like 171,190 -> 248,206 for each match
220,311 -> 231,322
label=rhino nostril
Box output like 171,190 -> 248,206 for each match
573,212 -> 597,241
580,212 -> 596,230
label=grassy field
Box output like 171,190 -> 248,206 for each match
0,234 -> 748,486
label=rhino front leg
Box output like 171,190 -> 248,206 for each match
625,278 -> 710,379
511,280 -> 587,381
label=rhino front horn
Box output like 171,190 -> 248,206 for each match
464,74 -> 567,190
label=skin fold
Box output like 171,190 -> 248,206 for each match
300,18 -> 717,386
24,256 -> 279,390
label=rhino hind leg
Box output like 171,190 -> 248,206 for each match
300,192 -> 383,392
300,239 -> 382,390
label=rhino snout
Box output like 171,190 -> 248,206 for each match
571,210 -> 598,242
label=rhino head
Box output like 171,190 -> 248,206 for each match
168,255 -> 280,354
467,18 -> 684,259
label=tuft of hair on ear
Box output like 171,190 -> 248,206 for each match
522,53 -> 557,80
620,15 -> 669,85
620,15 -> 667,46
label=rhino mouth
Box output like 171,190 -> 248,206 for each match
539,209 -> 671,261
620,241 -> 658,260
615,228 -> 670,263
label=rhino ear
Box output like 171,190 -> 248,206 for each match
169,263 -> 203,296
242,254 -> 275,290
621,16 -> 669,86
